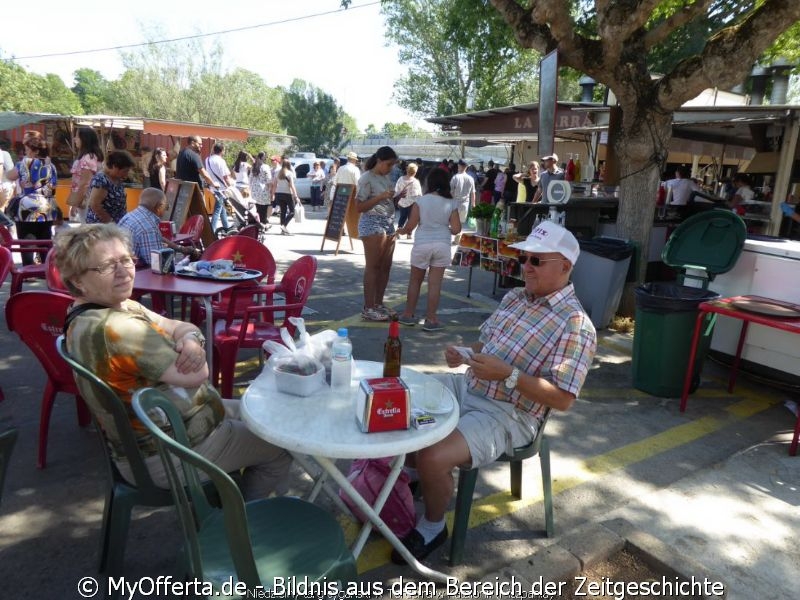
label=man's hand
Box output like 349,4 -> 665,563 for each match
468,353 -> 513,382
444,345 -> 466,368
174,335 -> 207,374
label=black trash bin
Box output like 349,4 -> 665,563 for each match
571,237 -> 635,329
632,283 -> 720,397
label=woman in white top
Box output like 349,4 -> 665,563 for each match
249,152 -> 272,224
396,168 -> 461,331
309,162 -> 326,211
271,159 -> 299,235
233,151 -> 252,197
395,162 -> 423,238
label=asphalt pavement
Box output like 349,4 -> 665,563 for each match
0,208 -> 797,599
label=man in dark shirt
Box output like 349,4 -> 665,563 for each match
481,160 -> 498,203
175,136 -> 218,191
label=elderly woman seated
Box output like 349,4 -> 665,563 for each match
55,223 -> 291,499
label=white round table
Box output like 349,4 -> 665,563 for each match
242,360 -> 459,581
242,360 -> 459,459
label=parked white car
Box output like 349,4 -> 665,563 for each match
289,154 -> 334,200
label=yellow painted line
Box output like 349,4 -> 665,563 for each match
352,388 -> 780,573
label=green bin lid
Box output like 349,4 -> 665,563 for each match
662,209 -> 746,275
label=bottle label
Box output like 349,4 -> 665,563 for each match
332,343 -> 352,361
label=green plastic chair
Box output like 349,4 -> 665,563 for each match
0,428 -> 19,507
55,336 -> 174,580
132,387 -> 357,593
449,410 -> 553,566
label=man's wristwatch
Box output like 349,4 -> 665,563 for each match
186,330 -> 206,349
504,367 -> 520,390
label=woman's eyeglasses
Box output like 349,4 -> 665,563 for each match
518,255 -> 564,266
86,255 -> 136,275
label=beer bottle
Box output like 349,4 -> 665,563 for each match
383,317 -> 402,377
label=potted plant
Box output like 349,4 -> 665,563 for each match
468,203 -> 496,235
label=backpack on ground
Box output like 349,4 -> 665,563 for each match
338,457 -> 415,538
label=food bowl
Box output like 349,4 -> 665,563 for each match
274,363 -> 326,397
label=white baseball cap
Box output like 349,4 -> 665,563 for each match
508,221 -> 580,265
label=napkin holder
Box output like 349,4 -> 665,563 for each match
356,377 -> 410,433
151,248 -> 175,274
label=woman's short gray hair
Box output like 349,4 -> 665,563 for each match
53,224 -> 132,296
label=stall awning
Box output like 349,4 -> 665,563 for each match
0,112 -> 60,131
71,115 -> 250,142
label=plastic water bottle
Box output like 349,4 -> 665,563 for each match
330,328 -> 353,390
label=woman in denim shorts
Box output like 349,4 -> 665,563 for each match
396,168 -> 461,331
356,146 -> 406,322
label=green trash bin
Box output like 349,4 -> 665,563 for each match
632,283 -> 719,397
632,210 -> 746,397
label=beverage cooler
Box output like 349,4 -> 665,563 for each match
694,237 -> 800,380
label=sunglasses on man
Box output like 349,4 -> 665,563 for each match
518,255 -> 564,266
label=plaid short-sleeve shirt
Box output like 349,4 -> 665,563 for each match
466,284 -> 596,419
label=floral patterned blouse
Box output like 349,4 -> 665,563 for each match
86,171 -> 127,224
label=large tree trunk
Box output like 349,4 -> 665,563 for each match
612,103 -> 673,315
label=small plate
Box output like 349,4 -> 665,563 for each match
731,298 -> 800,318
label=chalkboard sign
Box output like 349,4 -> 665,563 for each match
164,178 -> 180,217
170,181 -> 196,228
169,180 -> 214,247
321,184 -> 355,254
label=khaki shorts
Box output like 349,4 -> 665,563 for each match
457,202 -> 469,223
410,241 -> 452,269
434,373 -> 540,468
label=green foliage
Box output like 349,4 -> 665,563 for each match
382,0 -> 540,117
468,203 -> 496,219
0,60 -> 82,114
278,80 -> 351,156
382,122 -> 415,138
72,69 -> 113,114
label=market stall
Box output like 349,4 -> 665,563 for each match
0,112 -> 288,216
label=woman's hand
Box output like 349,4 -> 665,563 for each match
174,334 -> 207,374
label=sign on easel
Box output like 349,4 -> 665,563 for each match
321,184 -> 357,255
169,180 -> 214,247
164,178 -> 181,217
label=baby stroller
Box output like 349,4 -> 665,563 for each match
212,187 -> 269,241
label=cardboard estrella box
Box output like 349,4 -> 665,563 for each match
356,377 -> 410,433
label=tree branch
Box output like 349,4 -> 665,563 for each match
644,0 -> 715,49
490,0 -> 601,75
490,0 -> 556,53
658,0 -> 800,110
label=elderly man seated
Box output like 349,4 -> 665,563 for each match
118,187 -> 195,265
393,220 -> 597,564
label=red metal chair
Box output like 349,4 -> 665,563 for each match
212,255 -> 317,398
0,246 -> 12,402
45,250 -> 69,292
190,236 -> 277,325
5,290 -> 92,468
0,225 -> 51,294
